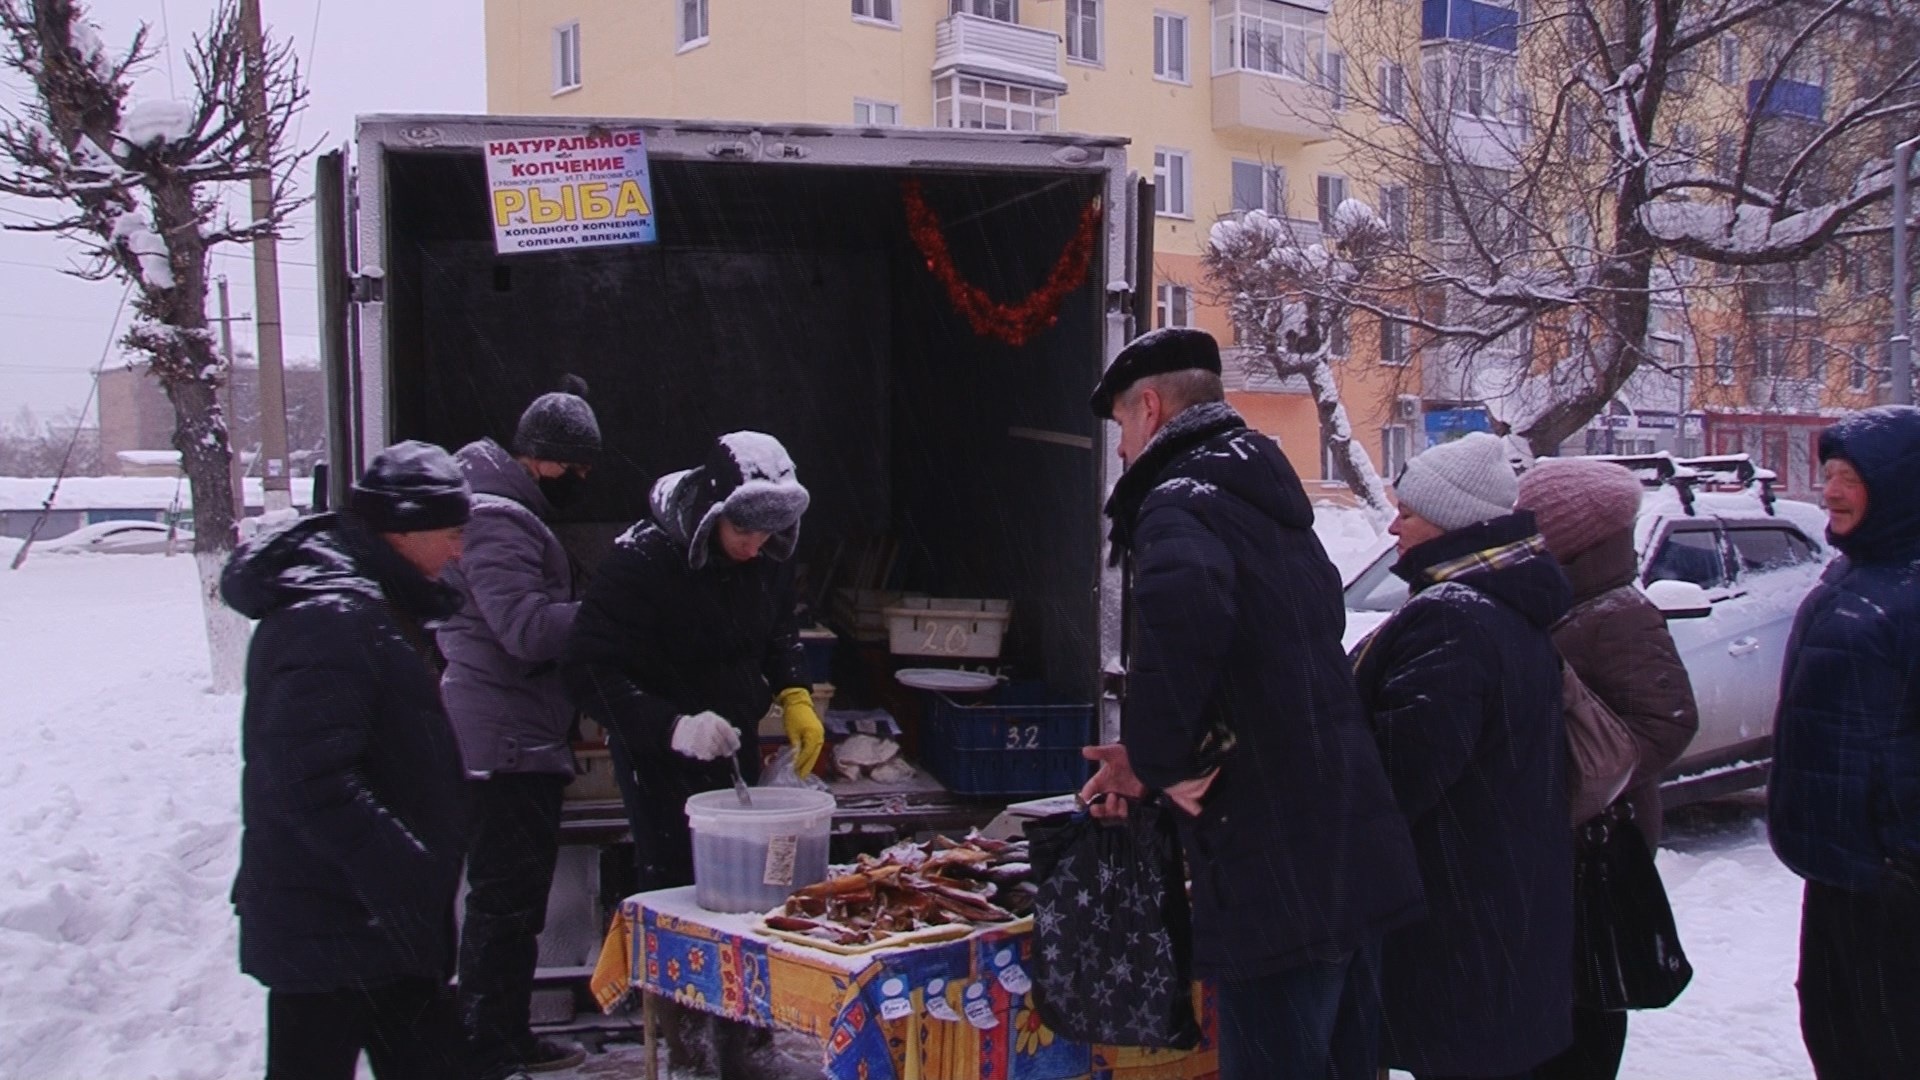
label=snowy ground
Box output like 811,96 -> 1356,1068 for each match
0,537 -> 1813,1079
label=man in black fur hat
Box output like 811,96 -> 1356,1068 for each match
563,431 -> 821,1079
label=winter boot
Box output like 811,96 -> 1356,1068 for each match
511,1035 -> 586,1073
713,1018 -> 779,1080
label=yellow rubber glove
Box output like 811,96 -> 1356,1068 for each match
778,687 -> 826,778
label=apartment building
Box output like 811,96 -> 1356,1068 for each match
484,0 -> 1898,497
485,0 -> 1413,483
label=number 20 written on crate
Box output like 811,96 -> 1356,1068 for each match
483,130 -> 659,254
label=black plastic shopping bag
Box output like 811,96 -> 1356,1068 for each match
1025,799 -> 1200,1049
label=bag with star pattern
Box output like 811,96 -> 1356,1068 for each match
1025,797 -> 1200,1050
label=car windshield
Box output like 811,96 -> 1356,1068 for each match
1725,525 -> 1816,575
1345,549 -> 1410,612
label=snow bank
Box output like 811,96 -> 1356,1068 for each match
0,554 -> 262,1079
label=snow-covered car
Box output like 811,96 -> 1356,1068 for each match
1342,455 -> 1831,806
37,519 -> 191,555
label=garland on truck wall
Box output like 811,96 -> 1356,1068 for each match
902,179 -> 1101,348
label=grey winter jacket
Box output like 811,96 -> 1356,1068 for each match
437,439 -> 580,777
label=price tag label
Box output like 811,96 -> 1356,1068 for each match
994,950 -> 1033,996
763,835 -> 798,887
878,976 -> 912,1021
925,978 -> 961,1022
962,980 -> 1000,1029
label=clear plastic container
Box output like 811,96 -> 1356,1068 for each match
685,788 -> 835,914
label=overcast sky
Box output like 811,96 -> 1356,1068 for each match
0,0 -> 484,421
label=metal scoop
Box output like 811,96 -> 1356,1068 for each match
729,756 -> 753,807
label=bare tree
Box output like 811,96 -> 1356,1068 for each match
1226,0 -> 1920,456
0,0 -> 308,545
1205,202 -> 1397,518
0,0 -> 309,687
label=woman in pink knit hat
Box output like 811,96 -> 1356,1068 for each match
1518,457 -> 1701,1080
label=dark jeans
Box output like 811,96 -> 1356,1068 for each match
265,980 -> 471,1080
1420,1073 -> 1534,1080
1533,1007 -> 1627,1080
1217,944 -> 1380,1080
456,772 -> 568,1064
1798,879 -> 1920,1079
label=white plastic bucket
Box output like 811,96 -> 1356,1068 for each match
685,788 -> 835,914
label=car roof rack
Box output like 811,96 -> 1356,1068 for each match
1674,454 -> 1777,517
1575,452 -> 1681,488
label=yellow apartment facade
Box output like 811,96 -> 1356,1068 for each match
485,0 -> 1408,484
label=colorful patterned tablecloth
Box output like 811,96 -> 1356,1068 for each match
603,886 -> 1220,1080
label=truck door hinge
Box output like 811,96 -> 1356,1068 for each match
349,271 -> 385,304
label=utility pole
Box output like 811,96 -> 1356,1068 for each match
1892,137 -> 1920,407
238,0 -> 292,511
214,276 -> 248,516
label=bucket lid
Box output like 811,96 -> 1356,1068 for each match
685,786 -> 835,822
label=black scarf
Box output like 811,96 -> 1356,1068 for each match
1103,402 -> 1246,565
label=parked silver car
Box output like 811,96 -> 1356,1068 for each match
1342,455 -> 1829,805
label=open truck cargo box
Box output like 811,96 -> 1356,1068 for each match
317,114 -> 1146,722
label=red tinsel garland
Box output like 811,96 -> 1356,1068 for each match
902,179 -> 1101,348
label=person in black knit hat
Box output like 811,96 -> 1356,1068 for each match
222,441 -> 522,1080
438,379 -> 603,1078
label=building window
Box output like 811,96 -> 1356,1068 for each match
1808,342 -> 1828,385
1756,338 -> 1792,379
1066,0 -> 1102,64
1719,36 -> 1740,83
1383,424 -> 1413,478
854,99 -> 901,125
1316,174 -> 1348,231
1425,172 -> 1458,242
1154,12 -> 1189,83
1851,344 -> 1871,391
853,0 -> 898,25
1380,314 -> 1409,366
1155,283 -> 1192,328
1568,103 -> 1591,158
1231,160 -> 1286,215
1326,52 -> 1346,110
1462,55 -> 1492,116
1212,0 -> 1326,83
1715,336 -> 1735,384
1381,185 -> 1409,243
679,0 -> 709,48
1154,148 -> 1192,218
952,0 -> 1016,20
553,22 -> 582,93
934,76 -> 1059,130
1379,62 -> 1408,121
1328,310 -> 1348,356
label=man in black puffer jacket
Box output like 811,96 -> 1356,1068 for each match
1769,405 -> 1920,1079
222,441 -> 482,1080
564,430 -> 819,1080
1081,329 -> 1424,1080
1352,431 -> 1573,1080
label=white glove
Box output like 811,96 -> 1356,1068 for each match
671,711 -> 742,761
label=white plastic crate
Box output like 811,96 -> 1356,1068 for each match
882,597 -> 1012,659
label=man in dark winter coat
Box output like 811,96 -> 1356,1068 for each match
563,430 -> 820,1079
1080,328 -> 1424,1080
1519,457 -> 1699,1080
1768,405 -> 1920,1079
1352,431 -> 1574,1080
437,382 -> 601,1077
222,441 -> 481,1080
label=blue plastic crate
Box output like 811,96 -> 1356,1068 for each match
920,685 -> 1094,797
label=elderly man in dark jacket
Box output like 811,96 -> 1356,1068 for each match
1353,431 -> 1573,1080
1519,458 -> 1699,1080
437,382 -> 601,1078
222,441 -> 482,1080
1080,328 -> 1424,1080
1769,405 -> 1920,1080
564,430 -> 819,1079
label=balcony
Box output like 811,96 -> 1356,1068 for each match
1748,377 -> 1824,412
933,12 -> 1066,94
1421,0 -> 1519,52
1747,79 -> 1824,123
1212,72 -> 1335,140
1744,281 -> 1819,316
